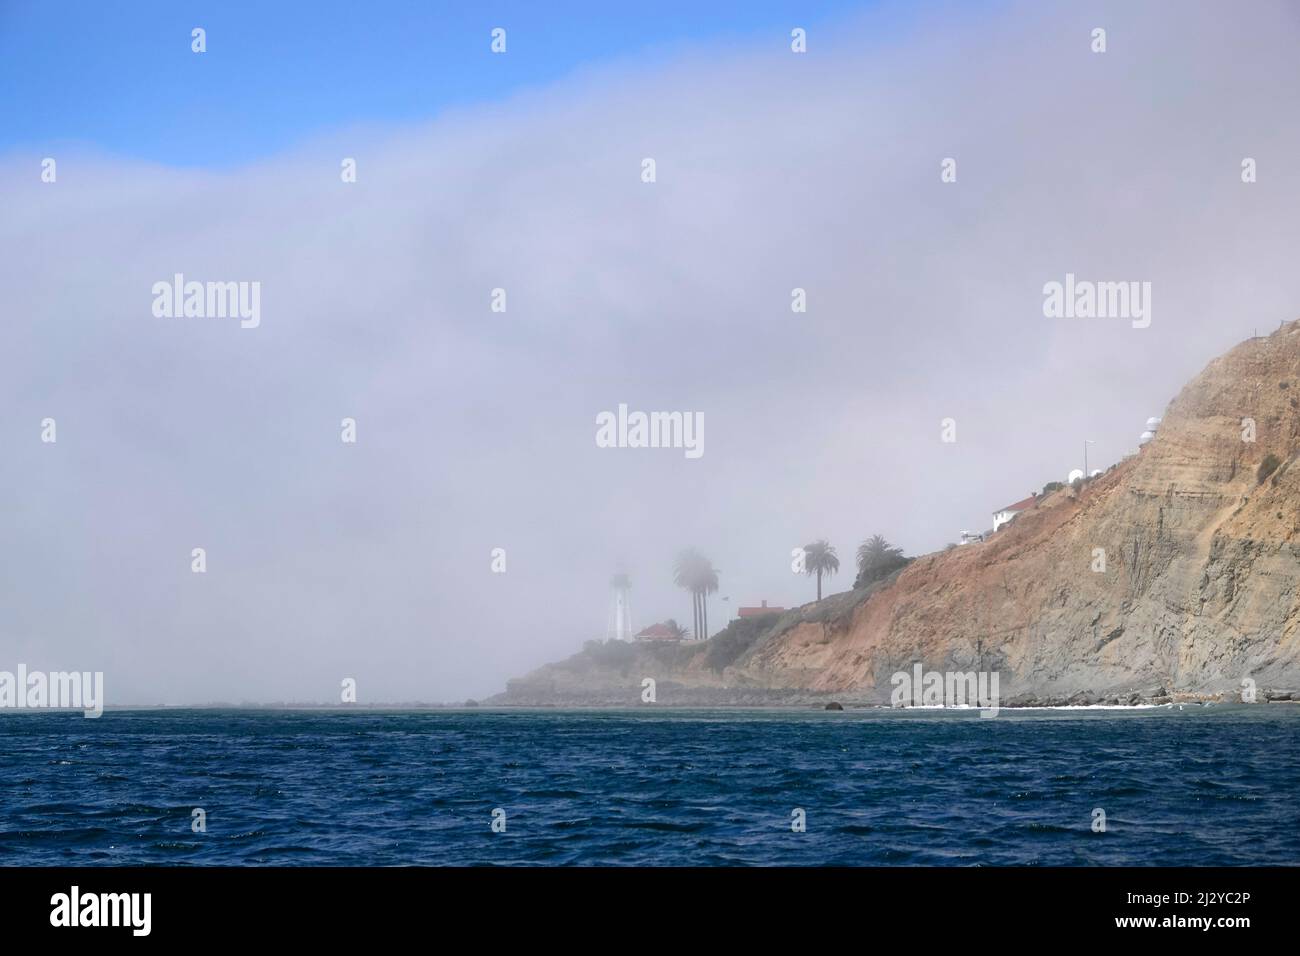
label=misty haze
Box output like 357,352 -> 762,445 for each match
6,1 -> 1299,706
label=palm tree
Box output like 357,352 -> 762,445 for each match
673,548 -> 720,640
664,618 -> 689,641
697,558 -> 719,640
674,548 -> 705,639
854,535 -> 908,588
802,540 -> 839,602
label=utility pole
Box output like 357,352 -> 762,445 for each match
1084,439 -> 1095,476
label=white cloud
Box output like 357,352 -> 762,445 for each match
2,0 -> 1299,703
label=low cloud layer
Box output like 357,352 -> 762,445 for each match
3,0 -> 1300,703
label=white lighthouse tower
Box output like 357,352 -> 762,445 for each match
609,572 -> 632,641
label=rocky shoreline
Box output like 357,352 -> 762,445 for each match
488,682 -> 1300,709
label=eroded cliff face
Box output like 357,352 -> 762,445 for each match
500,323 -> 1300,705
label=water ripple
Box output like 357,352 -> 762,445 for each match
0,707 -> 1297,865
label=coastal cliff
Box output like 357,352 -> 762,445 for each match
497,323 -> 1300,706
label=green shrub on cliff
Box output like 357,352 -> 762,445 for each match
704,615 -> 779,673
580,639 -> 636,669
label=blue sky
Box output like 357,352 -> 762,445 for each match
0,0 -> 886,167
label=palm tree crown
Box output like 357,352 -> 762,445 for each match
803,540 -> 839,602
674,548 -> 720,640
854,535 -> 909,588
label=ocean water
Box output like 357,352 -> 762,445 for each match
1,706 -> 1297,866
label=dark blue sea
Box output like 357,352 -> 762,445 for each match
2,706 -> 1298,866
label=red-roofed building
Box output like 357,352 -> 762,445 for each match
737,600 -> 784,619
635,623 -> 683,642
993,494 -> 1038,532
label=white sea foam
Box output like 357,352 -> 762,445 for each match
892,702 -> 1177,711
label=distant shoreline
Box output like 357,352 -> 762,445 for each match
3,700 -> 1297,715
